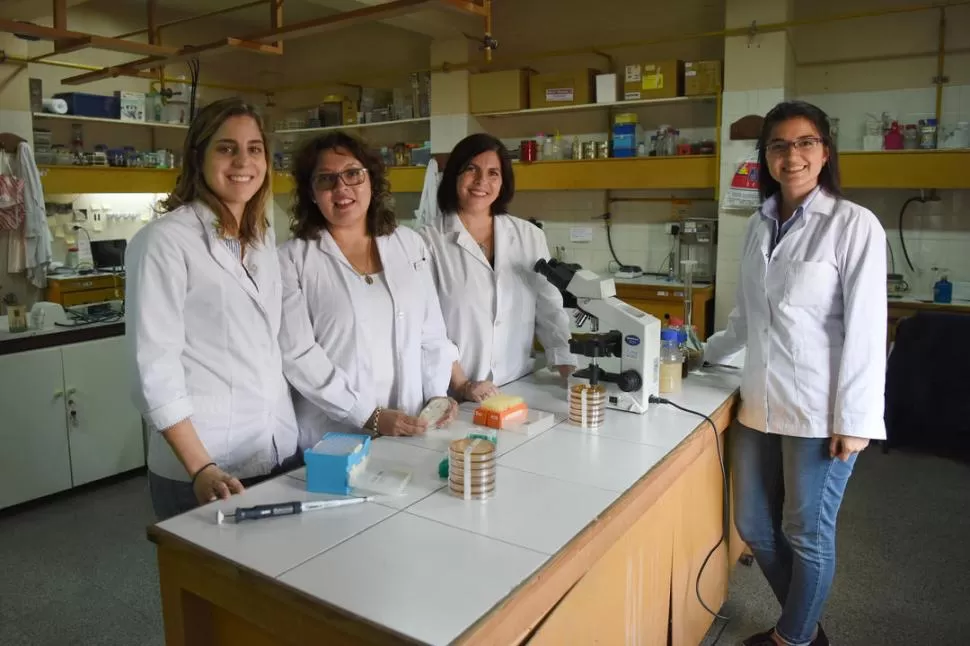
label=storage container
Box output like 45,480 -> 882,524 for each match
53,92 -> 119,119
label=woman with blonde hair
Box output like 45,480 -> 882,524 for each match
126,97 -> 299,520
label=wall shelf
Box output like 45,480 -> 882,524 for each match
840,150 -> 970,189
39,166 -> 179,194
273,117 -> 430,136
272,166 -> 427,195
512,155 -> 716,191
32,113 -> 188,129
474,95 -> 718,119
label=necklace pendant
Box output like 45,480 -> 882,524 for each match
364,275 -> 374,285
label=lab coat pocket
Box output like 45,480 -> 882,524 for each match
784,261 -> 839,308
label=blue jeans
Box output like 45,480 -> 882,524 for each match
731,422 -> 857,646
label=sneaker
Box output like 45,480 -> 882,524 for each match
741,625 -> 829,646
741,629 -> 775,646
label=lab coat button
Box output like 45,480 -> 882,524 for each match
397,311 -> 404,318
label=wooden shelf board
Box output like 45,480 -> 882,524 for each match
273,117 -> 430,135
32,113 -> 188,129
473,95 -> 718,118
273,166 -> 427,194
513,155 -> 717,191
840,149 -> 970,189
39,166 -> 179,194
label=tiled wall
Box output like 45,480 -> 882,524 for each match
508,189 -> 718,276
800,85 -> 970,151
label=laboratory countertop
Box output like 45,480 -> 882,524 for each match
888,294 -> 970,309
0,319 -> 124,356
150,368 -> 741,646
612,275 -> 715,291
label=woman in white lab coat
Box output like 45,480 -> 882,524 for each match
278,132 -> 458,445
127,98 -> 300,521
421,134 -> 576,402
705,101 -> 887,646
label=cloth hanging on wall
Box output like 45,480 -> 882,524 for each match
415,159 -> 441,227
3,143 -> 51,287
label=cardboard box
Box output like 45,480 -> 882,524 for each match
685,60 -> 722,96
530,69 -> 597,109
623,60 -> 684,100
596,73 -> 618,103
469,69 -> 530,114
115,91 -> 146,122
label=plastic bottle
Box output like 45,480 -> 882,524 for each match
536,133 -> 546,161
934,272 -> 953,304
659,329 -> 684,394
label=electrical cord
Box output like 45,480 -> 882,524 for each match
898,196 -> 922,273
649,394 -> 731,622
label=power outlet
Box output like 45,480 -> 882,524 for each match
665,222 -> 681,236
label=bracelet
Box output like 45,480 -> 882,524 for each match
190,461 -> 217,485
369,407 -> 383,439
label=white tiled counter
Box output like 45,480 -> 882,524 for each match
149,368 -> 742,646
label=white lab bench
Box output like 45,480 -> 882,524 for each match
0,320 -> 144,510
150,368 -> 744,646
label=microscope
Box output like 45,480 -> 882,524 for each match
535,258 -> 661,414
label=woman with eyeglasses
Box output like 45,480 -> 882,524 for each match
704,101 -> 887,646
126,98 -> 300,520
278,132 -> 458,445
421,133 -> 576,403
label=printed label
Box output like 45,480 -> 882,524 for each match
545,88 -> 575,102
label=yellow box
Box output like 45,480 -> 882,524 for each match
623,60 -> 684,100
529,69 -> 597,109
469,69 -> 531,114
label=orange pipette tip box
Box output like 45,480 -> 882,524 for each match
473,395 -> 529,429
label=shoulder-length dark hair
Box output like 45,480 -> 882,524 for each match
289,131 -> 396,240
757,100 -> 843,202
159,98 -> 270,246
437,133 -> 515,216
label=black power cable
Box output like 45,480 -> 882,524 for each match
898,196 -> 923,273
649,394 -> 731,622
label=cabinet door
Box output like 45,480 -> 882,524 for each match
0,348 -> 73,510
61,337 -> 145,486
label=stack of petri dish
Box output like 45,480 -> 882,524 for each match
449,438 -> 496,500
568,383 -> 606,430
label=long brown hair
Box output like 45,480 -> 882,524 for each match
160,98 -> 271,246
289,131 -> 396,240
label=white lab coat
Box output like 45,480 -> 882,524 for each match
421,213 -> 576,387
415,158 -> 440,227
278,225 -> 458,448
705,190 -> 888,440
126,202 -> 298,482
3,143 -> 51,286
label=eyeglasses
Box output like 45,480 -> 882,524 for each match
764,137 -> 823,156
311,167 -> 368,191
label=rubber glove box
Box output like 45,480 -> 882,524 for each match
303,433 -> 371,495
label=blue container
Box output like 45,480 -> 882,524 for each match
53,92 -> 119,119
612,122 -> 637,158
303,432 -> 371,495
933,276 -> 953,304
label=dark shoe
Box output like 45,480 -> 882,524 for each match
741,629 -> 775,646
742,625 -> 828,646
812,624 -> 830,646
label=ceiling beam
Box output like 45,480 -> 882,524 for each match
0,18 -> 179,56
60,0 -> 438,86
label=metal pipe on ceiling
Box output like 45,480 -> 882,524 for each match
113,0 -> 271,39
270,0 -> 970,95
1,54 -> 266,94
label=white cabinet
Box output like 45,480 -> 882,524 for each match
0,347 -> 74,509
62,337 -> 145,487
0,336 -> 145,510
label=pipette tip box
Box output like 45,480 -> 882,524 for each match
303,433 -> 371,495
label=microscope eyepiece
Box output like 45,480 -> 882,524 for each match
534,258 -> 579,292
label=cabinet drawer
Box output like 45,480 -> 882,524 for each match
61,288 -> 123,307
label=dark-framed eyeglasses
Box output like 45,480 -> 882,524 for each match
764,137 -> 823,156
311,167 -> 368,191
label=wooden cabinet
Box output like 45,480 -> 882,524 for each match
615,283 -> 716,340
61,338 -> 145,487
0,347 -> 74,509
0,337 -> 144,510
887,300 -> 970,348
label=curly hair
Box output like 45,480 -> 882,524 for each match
289,132 -> 397,240
159,98 -> 270,246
